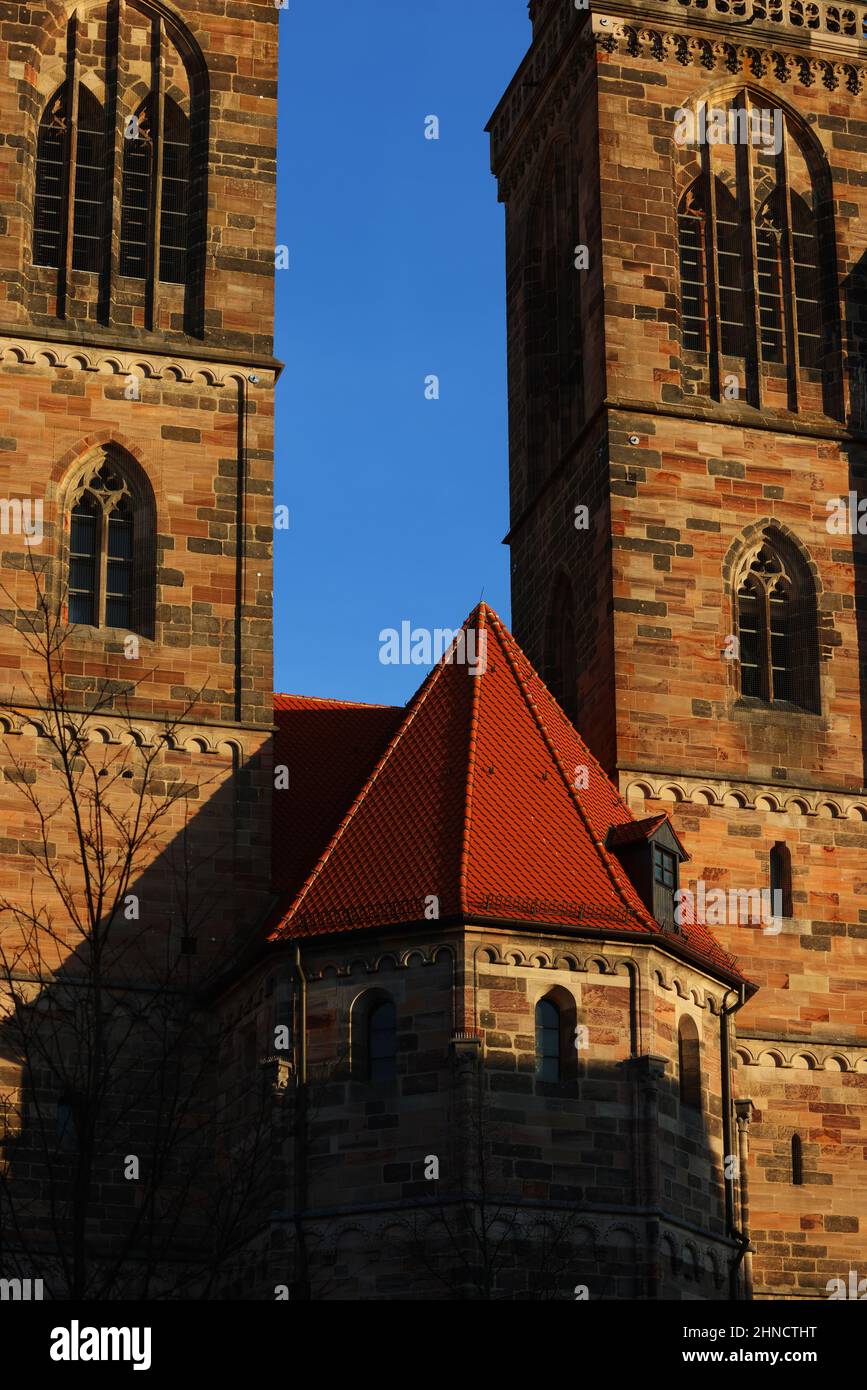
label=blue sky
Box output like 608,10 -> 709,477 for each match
273,0 -> 529,705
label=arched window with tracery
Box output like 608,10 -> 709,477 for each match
733,530 -> 819,712
30,2 -> 208,332
526,140 -> 584,492
64,452 -> 155,636
676,92 -> 838,413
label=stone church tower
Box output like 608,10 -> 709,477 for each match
489,0 -> 867,1297
0,0 -> 278,955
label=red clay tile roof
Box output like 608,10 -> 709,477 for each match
272,695 -> 403,899
270,606 -> 747,983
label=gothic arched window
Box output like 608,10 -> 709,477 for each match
733,531 -> 819,712
65,456 -> 153,635
120,96 -> 191,284
678,1016 -> 701,1110
526,141 -> 583,491
545,573 -> 578,723
676,93 -> 837,411
34,85 -> 107,271
30,3 -> 208,332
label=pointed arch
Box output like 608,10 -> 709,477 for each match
675,88 -> 840,414
30,1 -> 209,332
731,525 -> 820,712
59,444 -> 157,638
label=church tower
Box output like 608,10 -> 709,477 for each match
489,0 -> 867,1297
0,0 -> 279,951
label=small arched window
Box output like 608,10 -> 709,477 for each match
535,998 -> 560,1082
66,456 -> 151,634
770,842 -> 793,919
678,1016 -> 701,1110
33,85 -> 107,271
791,1133 -> 803,1185
368,1000 -> 397,1082
733,531 -> 819,712
120,96 -> 190,284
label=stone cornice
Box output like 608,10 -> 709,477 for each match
0,333 -> 278,390
601,13 -> 867,91
0,326 -> 282,383
490,7 -> 867,202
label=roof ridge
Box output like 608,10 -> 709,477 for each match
458,608 -> 486,917
485,608 -> 656,933
277,652 -> 452,929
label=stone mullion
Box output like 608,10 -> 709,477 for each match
59,12 -> 82,320
739,92 -> 763,410
100,0 -> 124,325
701,140 -> 723,402
778,123 -> 801,413
144,14 -> 165,331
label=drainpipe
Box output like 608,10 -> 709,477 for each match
721,985 -> 752,1299
292,943 -> 309,1298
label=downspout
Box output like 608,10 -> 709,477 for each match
292,943 -> 309,1298
721,985 -> 751,1299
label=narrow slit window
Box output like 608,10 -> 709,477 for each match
715,184 -> 748,359
535,998 -> 560,1082
678,191 -> 707,353
159,98 -> 190,284
33,91 -> 69,269
119,103 -> 152,279
72,88 -> 106,272
368,1000 -> 397,1082
68,492 -> 99,626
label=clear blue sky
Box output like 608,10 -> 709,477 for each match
273,0 -> 529,705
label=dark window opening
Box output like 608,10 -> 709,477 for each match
770,842 -> 793,919
791,1133 -> 803,1185
368,1000 -> 397,1082
678,1017 -> 701,1110
535,998 -> 560,1083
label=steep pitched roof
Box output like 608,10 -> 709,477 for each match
272,695 -> 403,899
270,606 -> 746,983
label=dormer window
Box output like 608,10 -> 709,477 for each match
608,816 -> 688,932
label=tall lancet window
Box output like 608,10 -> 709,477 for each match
676,92 -> 838,413
120,96 -> 191,284
33,85 -> 107,271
